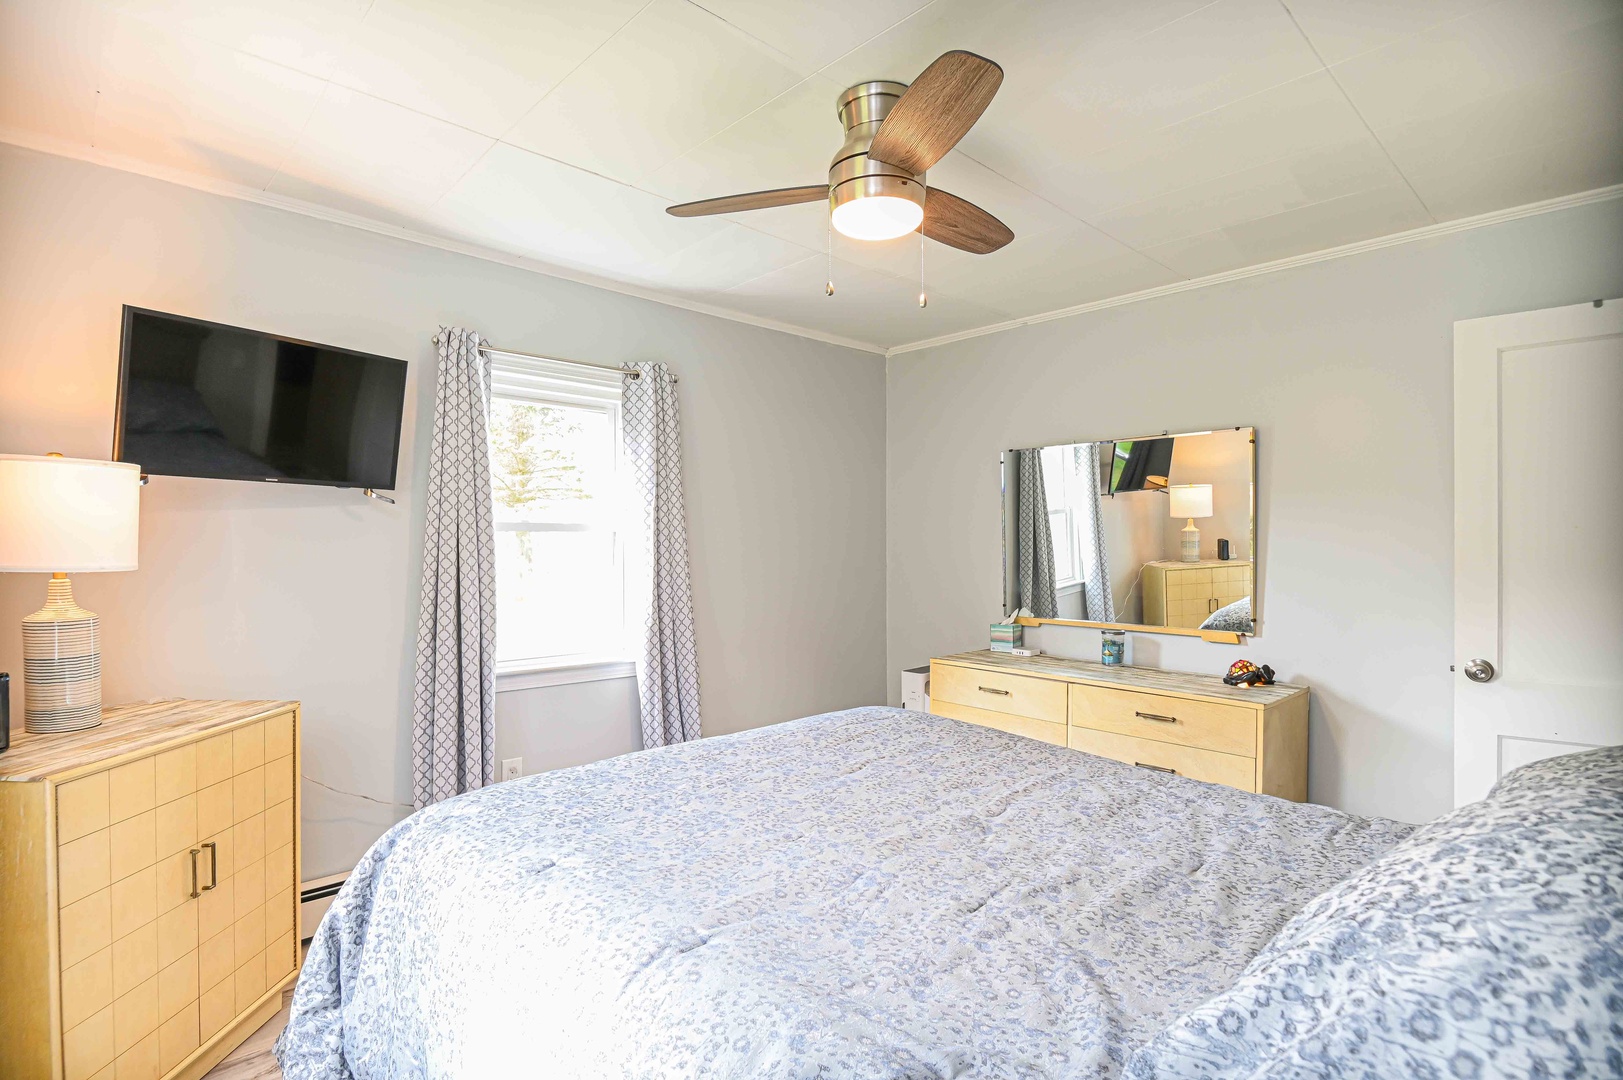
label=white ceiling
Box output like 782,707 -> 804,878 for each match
3,0 -> 1620,351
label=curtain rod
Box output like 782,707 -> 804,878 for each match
477,342 -> 676,382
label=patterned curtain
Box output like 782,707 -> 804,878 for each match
1074,443 -> 1116,622
623,362 -> 701,748
411,327 -> 496,808
1015,449 -> 1058,619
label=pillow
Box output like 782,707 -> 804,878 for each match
1199,597 -> 1252,633
1125,746 -> 1623,1079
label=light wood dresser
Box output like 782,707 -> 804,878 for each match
929,651 -> 1307,800
0,700 -> 301,1080
1141,560 -> 1253,629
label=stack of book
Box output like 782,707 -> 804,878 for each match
990,622 -> 1023,653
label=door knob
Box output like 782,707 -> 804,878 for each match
1463,658 -> 1495,683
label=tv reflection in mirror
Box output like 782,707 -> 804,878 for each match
1109,437 -> 1174,493
114,307 -> 407,488
1002,428 -> 1255,636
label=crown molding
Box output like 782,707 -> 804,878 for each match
8,128 -> 1617,362
0,129 -> 888,357
884,183 -> 1623,357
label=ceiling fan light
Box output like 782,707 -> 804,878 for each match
831,194 -> 925,242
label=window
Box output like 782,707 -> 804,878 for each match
1040,444 -> 1111,609
1040,444 -> 1079,588
487,353 -> 628,673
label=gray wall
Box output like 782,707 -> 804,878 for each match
0,144 -> 888,878
886,198 -> 1623,825
494,676 -> 643,782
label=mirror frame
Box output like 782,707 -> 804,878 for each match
1001,427 -> 1257,644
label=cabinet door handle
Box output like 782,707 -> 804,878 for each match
1210,598 -> 1219,613
1135,762 -> 1176,775
1134,711 -> 1177,724
200,841 -> 219,891
977,686 -> 1011,696
188,848 -> 202,899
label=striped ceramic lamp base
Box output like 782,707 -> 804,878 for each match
1180,520 -> 1202,563
22,574 -> 103,733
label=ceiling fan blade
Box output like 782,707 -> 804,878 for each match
666,185 -> 827,218
867,51 -> 1003,175
921,188 -> 1014,254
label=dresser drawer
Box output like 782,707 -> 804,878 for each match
930,664 -> 1067,724
931,699 -> 1067,746
1068,686 -> 1256,757
1067,727 -> 1257,791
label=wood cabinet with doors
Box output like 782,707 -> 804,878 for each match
1141,560 -> 1252,629
0,700 -> 301,1080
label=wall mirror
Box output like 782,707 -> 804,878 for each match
1002,427 -> 1256,642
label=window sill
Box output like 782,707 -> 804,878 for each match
496,657 -> 637,693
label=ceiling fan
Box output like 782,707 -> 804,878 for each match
666,51 -> 1014,256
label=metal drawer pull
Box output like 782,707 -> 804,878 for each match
978,686 -> 1011,696
189,848 -> 202,898
1136,762 -> 1177,774
1134,711 -> 1177,724
201,841 -> 219,891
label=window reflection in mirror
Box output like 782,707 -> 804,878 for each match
1003,428 -> 1255,636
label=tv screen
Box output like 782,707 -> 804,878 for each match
1110,437 -> 1175,493
115,307 -> 407,488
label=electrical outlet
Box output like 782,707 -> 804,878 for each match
500,758 -> 522,782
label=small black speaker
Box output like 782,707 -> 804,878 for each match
1,671 -> 10,754
1217,538 -> 1231,561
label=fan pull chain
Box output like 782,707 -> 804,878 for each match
918,225 -> 928,309
825,211 -> 835,296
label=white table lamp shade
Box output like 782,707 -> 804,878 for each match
0,455 -> 141,571
0,454 -> 141,734
1168,483 -> 1213,564
1168,483 -> 1213,520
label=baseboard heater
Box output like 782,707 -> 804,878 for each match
300,871 -> 349,940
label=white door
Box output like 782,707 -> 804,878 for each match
1454,298 -> 1623,806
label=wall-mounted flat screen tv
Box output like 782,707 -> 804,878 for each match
115,307 -> 407,488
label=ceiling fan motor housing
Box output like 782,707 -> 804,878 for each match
829,81 -> 924,218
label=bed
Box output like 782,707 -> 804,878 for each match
275,707 -> 1621,1079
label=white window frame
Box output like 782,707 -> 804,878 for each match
485,351 -> 633,690
1039,444 -> 1083,591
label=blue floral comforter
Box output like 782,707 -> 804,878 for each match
275,707 -> 1412,1079
1126,744 -> 1623,1079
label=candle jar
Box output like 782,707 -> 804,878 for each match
1101,630 -> 1128,666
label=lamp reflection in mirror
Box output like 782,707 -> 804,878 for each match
1169,483 -> 1213,563
0,454 -> 141,733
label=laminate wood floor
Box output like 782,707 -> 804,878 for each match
203,945 -> 307,1080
